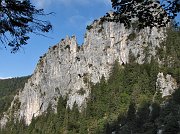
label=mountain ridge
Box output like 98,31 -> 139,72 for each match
0,16 -> 178,130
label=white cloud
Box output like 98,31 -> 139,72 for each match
31,0 -> 111,8
0,77 -> 12,80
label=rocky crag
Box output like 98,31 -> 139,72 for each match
0,16 -> 178,127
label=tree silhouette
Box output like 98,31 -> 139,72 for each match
0,0 -> 52,52
108,0 -> 180,29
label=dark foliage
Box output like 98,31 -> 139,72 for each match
107,0 -> 180,29
1,26 -> 180,134
1,60 -> 161,134
0,0 -> 52,52
0,76 -> 30,117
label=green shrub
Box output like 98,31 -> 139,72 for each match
77,88 -> 86,95
86,25 -> 93,30
128,32 -> 137,41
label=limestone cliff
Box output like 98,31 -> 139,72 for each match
156,73 -> 178,98
0,17 -> 174,126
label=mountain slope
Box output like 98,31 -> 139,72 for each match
0,76 -> 29,118
0,16 -> 180,134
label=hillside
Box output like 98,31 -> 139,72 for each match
0,76 -> 30,118
0,16 -> 180,134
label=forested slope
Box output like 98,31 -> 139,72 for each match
0,76 -> 30,118
1,26 -> 180,134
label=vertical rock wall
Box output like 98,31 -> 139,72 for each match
1,18 -> 167,125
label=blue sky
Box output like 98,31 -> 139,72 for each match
0,0 -> 179,78
0,0 -> 112,78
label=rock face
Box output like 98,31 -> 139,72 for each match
1,18 -> 167,126
156,72 -> 178,98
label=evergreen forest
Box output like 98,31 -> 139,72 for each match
0,26 -> 180,134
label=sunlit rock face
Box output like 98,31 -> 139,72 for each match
1,17 -> 167,126
156,72 -> 178,98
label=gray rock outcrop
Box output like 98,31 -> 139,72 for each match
0,17 -> 167,126
156,72 -> 178,97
